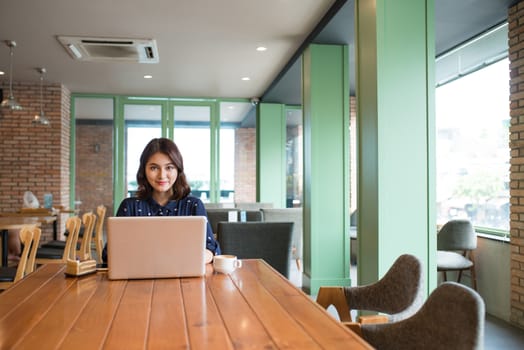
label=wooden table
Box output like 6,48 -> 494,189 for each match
1,209 -> 59,240
0,260 -> 372,349
0,217 -> 44,267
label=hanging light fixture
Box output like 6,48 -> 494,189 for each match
0,40 -> 22,110
32,68 -> 50,126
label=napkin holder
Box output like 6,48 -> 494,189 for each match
65,259 -> 97,276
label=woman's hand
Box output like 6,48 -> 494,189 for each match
205,249 -> 214,264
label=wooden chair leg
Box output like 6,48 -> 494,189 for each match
316,286 -> 352,322
343,322 -> 363,337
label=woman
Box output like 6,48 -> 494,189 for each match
103,138 -> 220,263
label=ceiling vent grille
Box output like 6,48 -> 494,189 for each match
57,36 -> 159,63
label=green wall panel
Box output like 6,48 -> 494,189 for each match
302,44 -> 350,294
257,103 -> 286,208
355,0 -> 436,292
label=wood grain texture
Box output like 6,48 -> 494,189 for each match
0,260 -> 372,350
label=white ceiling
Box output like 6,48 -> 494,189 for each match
0,0 -> 517,107
0,0 -> 335,99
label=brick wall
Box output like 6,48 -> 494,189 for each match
0,81 -> 71,243
509,1 -> 524,329
234,127 -> 256,202
75,122 -> 114,217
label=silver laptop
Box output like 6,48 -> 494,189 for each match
106,216 -> 207,280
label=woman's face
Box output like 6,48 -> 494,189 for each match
145,152 -> 179,196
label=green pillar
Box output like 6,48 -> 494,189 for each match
302,44 -> 351,294
355,0 -> 436,291
257,103 -> 286,208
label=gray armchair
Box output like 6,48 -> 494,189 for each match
217,221 -> 293,278
206,209 -> 263,239
316,254 -> 424,323
358,282 -> 485,350
437,219 -> 477,290
261,208 -> 302,270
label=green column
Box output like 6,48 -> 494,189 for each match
257,103 -> 286,208
302,44 -> 351,294
355,0 -> 436,291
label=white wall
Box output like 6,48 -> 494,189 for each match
438,236 -> 510,321
477,237 -> 511,321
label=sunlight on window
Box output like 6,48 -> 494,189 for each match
436,59 -> 510,231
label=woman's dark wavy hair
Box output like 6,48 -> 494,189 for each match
136,138 -> 191,200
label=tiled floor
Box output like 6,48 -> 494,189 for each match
289,261 -> 524,349
485,314 -> 524,349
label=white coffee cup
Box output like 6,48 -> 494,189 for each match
213,255 -> 242,274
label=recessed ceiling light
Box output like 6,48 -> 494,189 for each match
0,71 -> 4,75
256,46 -> 267,52
144,74 -> 153,79
241,77 -> 250,81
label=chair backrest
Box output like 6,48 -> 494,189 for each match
244,210 -> 263,222
344,254 -> 425,322
206,209 -> 263,237
25,225 -> 41,275
437,219 -> 477,251
64,216 -> 82,261
217,221 -> 293,278
13,226 -> 35,282
94,205 -> 107,263
261,208 -> 302,259
361,282 -> 485,350
206,209 -> 237,236
79,212 -> 96,260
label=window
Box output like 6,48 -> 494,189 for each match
173,105 -> 212,202
436,58 -> 510,234
124,104 -> 162,197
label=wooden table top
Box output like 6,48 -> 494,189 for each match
0,260 -> 372,350
0,216 -> 44,230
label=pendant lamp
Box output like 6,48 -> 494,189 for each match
32,68 -> 50,126
1,40 -> 22,110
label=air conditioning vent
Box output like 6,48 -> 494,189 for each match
57,36 -> 159,63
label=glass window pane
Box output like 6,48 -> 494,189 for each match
174,105 -> 211,202
219,128 -> 235,203
286,108 -> 302,208
436,59 -> 510,231
220,101 -> 256,203
125,104 -> 162,197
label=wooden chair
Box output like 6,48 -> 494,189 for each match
217,221 -> 293,278
93,205 -> 107,263
25,226 -> 41,275
0,225 -> 41,290
42,205 -> 107,260
353,282 -> 485,350
78,212 -> 96,261
35,216 -> 81,264
437,219 -> 478,290
316,254 -> 424,324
